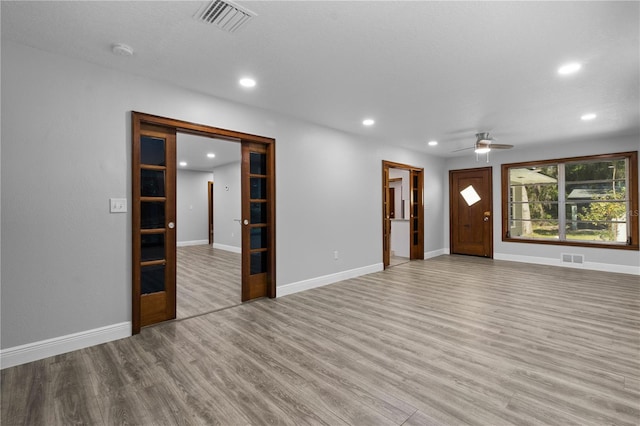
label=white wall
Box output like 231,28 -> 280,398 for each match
212,162 -> 241,250
444,135 -> 640,274
176,169 -> 212,245
0,41 -> 445,352
391,220 -> 410,258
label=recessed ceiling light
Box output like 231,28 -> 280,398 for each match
239,78 -> 256,88
362,118 -> 375,126
428,140 -> 438,146
581,113 -> 597,121
179,161 -> 188,167
558,62 -> 581,75
207,153 -> 216,158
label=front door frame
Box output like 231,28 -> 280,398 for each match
449,166 -> 493,258
131,111 -> 276,334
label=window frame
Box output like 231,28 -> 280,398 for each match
501,151 -> 638,250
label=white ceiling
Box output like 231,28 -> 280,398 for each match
2,1 -> 639,157
177,133 -> 241,173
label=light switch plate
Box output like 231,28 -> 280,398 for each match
110,198 -> 127,213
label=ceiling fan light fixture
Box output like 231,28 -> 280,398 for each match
475,146 -> 491,154
558,62 -> 581,75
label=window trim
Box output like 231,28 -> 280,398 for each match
501,151 -> 638,251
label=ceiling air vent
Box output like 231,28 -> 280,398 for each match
195,0 -> 256,33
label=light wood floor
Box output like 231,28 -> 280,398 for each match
389,255 -> 410,267
176,245 -> 241,319
2,255 -> 639,425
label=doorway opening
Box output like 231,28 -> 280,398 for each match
131,112 -> 276,334
382,161 -> 424,269
175,133 -> 242,320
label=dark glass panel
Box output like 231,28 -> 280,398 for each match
140,136 -> 165,166
250,227 -> 267,249
414,218 -> 418,229
250,202 -> 267,224
413,204 -> 418,216
250,251 -> 267,275
141,264 -> 165,294
141,233 -> 165,261
250,152 -> 267,175
141,169 -> 165,197
250,177 -> 267,200
413,175 -> 418,186
413,233 -> 419,245
141,202 -> 165,229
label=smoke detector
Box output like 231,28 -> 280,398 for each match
195,0 -> 257,33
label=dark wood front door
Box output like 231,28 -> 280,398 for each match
449,167 -> 493,257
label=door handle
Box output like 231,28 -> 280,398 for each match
168,222 -> 175,229
243,219 -> 249,225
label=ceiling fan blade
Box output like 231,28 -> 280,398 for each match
451,146 -> 474,153
489,143 -> 514,149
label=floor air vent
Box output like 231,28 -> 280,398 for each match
561,253 -> 584,266
195,0 -> 256,33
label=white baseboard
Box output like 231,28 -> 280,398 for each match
424,248 -> 447,259
494,253 -> 640,276
177,240 -> 209,247
277,263 -> 384,298
1,322 -> 131,369
212,243 -> 241,253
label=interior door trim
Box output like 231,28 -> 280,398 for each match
382,160 -> 424,269
131,111 -> 276,334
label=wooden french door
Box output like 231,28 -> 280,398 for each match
241,142 -> 275,301
208,181 -> 214,245
449,167 -> 493,257
409,169 -> 424,259
132,112 -> 276,334
132,123 -> 177,329
382,161 -> 424,268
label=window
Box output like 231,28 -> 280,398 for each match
502,152 -> 638,250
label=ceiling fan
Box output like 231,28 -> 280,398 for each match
453,132 -> 513,160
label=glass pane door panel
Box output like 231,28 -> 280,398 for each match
140,136 -> 166,166
250,227 -> 267,249
250,177 -> 267,199
141,264 -> 165,294
141,202 -> 165,229
141,233 -> 165,261
250,252 -> 267,275
141,169 -> 165,197
250,202 -> 267,224
250,152 -> 267,175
